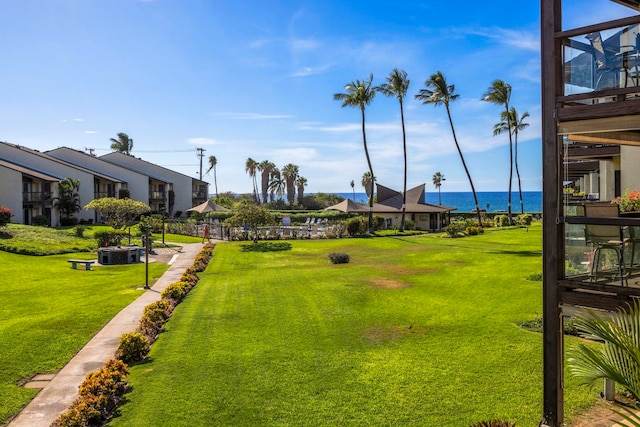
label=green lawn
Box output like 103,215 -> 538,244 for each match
0,247 -> 168,423
110,224 -> 597,426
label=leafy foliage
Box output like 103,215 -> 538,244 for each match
225,200 -> 274,241
328,252 -> 350,264
84,197 -> 150,229
0,205 -> 12,227
116,332 -> 150,364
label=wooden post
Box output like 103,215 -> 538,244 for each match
541,0 -> 564,425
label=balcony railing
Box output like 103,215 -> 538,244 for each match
192,191 -> 207,199
94,191 -> 116,199
23,192 -> 52,203
149,191 -> 166,200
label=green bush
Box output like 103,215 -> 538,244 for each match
465,226 -> 483,236
403,220 -> 415,231
373,216 -> 385,231
160,281 -> 189,302
32,215 -> 49,227
116,332 -> 150,363
346,217 -> 366,236
74,225 -> 85,237
94,230 -> 125,247
328,252 -> 350,264
515,214 -> 533,226
493,215 -> 509,227
60,217 -> 78,227
445,221 -> 466,238
54,359 -> 130,427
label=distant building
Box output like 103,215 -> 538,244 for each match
0,141 -> 208,225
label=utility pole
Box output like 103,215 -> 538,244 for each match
196,147 -> 206,180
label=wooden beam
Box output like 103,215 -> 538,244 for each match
567,132 -> 640,146
559,114 -> 640,134
557,101 -> 640,122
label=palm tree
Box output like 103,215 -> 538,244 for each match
296,176 -> 307,205
269,168 -> 280,202
376,68 -> 410,232
282,163 -> 299,206
350,180 -> 356,201
53,177 -> 81,224
258,160 -> 276,204
432,172 -> 446,205
268,169 -> 285,201
205,155 -> 219,198
361,171 -> 375,205
482,80 -> 514,224
334,74 -> 377,232
512,109 -> 530,215
245,158 -> 259,203
568,300 -> 640,422
494,108 -> 530,214
416,71 -> 482,227
110,132 -> 133,155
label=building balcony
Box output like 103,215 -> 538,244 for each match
94,191 -> 116,199
149,191 -> 166,201
23,192 -> 52,204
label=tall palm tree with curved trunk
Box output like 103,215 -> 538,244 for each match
296,176 -> 307,205
432,172 -> 445,205
350,180 -> 355,201
376,68 -> 410,232
494,108 -> 530,214
334,74 -> 377,232
245,158 -> 259,203
416,71 -> 482,227
110,132 -> 133,155
258,160 -> 276,204
206,155 -> 219,198
282,163 -> 299,206
482,80 -> 514,223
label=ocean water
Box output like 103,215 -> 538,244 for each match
331,191 -> 543,213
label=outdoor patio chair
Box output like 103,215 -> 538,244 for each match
586,32 -> 622,90
584,202 -> 628,286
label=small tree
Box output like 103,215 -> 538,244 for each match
0,205 -> 12,227
84,197 -> 150,230
225,200 -> 274,242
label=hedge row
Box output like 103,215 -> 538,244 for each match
53,243 -> 215,427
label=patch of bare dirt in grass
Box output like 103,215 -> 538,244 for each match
363,324 -> 425,344
383,266 -> 438,276
444,261 -> 466,267
369,278 -> 410,289
567,398 -> 625,426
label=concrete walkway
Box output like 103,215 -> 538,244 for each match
9,242 -> 215,427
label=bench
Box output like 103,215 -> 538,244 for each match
68,259 -> 96,270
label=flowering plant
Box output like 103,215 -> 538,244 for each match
612,189 -> 640,212
0,205 -> 12,227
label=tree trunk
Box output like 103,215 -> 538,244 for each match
445,107 -> 482,227
399,99 -> 407,232
361,106 -> 375,233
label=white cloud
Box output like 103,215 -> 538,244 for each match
83,130 -> 98,135
187,137 -> 219,146
458,27 -> 540,52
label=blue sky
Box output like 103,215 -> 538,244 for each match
1,1 -> 636,194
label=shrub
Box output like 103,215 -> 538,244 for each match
445,221 -> 466,238
0,205 -> 12,227
403,220 -> 415,231
94,230 -> 124,247
328,252 -> 350,264
465,226 -> 482,236
74,225 -> 86,237
373,216 -> 385,231
515,214 -> 533,226
60,217 -> 78,227
54,360 -> 130,427
160,281 -> 189,302
116,332 -> 150,363
32,215 -> 50,227
346,217 -> 366,236
493,215 -> 509,227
